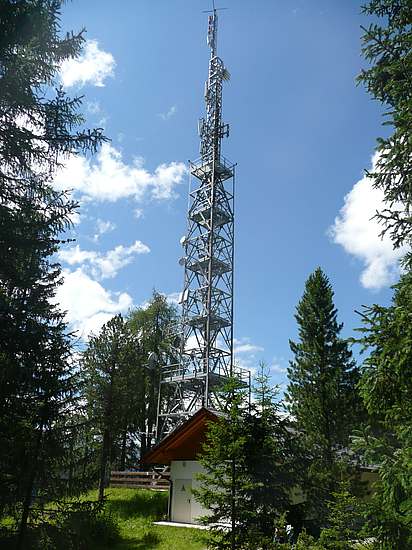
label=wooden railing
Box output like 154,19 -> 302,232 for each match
110,470 -> 170,491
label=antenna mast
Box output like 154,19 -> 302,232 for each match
156,9 -> 249,439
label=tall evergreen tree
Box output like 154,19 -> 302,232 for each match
0,0 -> 105,541
286,268 -> 361,524
353,272 -> 412,548
357,0 -> 412,265
354,4 -> 412,546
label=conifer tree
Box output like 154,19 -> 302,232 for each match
354,272 -> 412,548
82,315 -> 139,502
0,0 -> 105,541
195,369 -> 299,549
127,292 -> 177,455
286,268 -> 361,523
357,0 -> 412,266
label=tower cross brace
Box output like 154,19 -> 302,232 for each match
156,10 -> 249,440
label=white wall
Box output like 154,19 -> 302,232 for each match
170,460 -> 210,524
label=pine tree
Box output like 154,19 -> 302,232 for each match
0,0 -> 105,542
286,268 -> 361,523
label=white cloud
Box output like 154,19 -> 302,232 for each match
60,40 -> 115,88
158,105 -> 177,120
134,208 -> 143,219
92,219 -> 116,242
270,360 -> 287,375
56,268 -> 132,338
233,337 -> 265,379
233,337 -> 264,355
53,143 -> 186,203
329,152 -> 406,290
165,292 -> 181,306
58,240 -> 150,280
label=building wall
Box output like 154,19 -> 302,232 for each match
170,460 -> 210,524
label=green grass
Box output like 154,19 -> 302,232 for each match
96,488 -> 208,550
0,488 -> 208,549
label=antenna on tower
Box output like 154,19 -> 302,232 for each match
202,3 -> 227,57
155,5 -> 248,442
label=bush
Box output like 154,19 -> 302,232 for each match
50,500 -> 119,550
1,500 -> 121,550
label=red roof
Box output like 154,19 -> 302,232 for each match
142,408 -> 219,465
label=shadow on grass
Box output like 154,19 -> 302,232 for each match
106,490 -> 168,521
114,532 -> 161,550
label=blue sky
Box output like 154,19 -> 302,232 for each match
54,0 -> 402,387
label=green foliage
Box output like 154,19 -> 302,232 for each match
0,0 -> 106,542
286,268 -> 362,524
357,0 -> 412,264
354,271 -> 412,548
127,291 -> 178,456
317,482 -> 365,549
194,373 -> 299,549
80,293 -> 178,497
82,314 -> 140,500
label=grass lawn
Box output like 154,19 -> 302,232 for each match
98,487 -> 208,550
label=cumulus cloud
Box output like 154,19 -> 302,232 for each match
60,40 -> 115,88
58,240 -> 150,280
53,143 -> 186,203
329,153 -> 406,290
56,268 -> 132,338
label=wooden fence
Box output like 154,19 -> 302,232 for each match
110,470 -> 170,491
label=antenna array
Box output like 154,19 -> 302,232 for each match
156,10 -> 249,439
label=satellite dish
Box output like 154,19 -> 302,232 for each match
180,235 -> 187,246
178,257 -> 186,266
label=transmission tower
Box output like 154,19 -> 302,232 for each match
156,9 -> 249,440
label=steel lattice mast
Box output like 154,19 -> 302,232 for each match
156,9 -> 249,439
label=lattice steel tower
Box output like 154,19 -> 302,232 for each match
156,9 -> 249,439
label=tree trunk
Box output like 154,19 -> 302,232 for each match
98,427 -> 110,502
231,458 -> 236,550
120,428 -> 127,471
99,372 -> 114,502
17,423 -> 43,550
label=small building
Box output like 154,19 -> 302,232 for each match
143,407 -> 218,525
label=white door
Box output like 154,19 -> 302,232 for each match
173,479 -> 192,523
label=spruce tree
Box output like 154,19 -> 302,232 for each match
195,370 -> 299,549
354,272 -> 412,548
286,268 -> 361,523
357,0 -> 412,265
0,0 -> 105,542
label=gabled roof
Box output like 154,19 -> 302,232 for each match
142,407 -> 220,465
